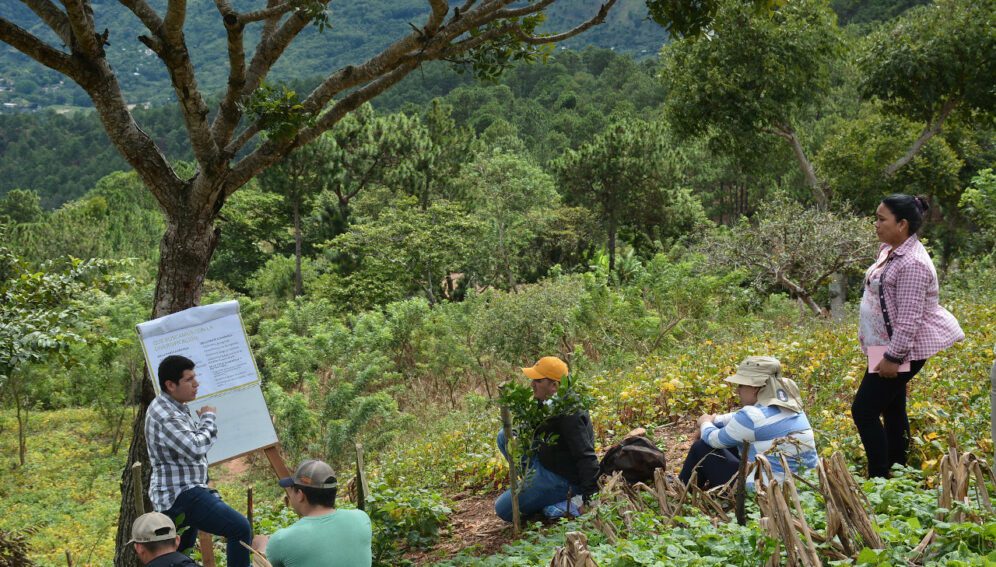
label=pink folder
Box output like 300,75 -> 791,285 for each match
867,346 -> 911,373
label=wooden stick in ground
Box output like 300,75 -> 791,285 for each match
65,550 -> 73,567
817,460 -> 853,557
239,540 -> 274,567
767,480 -> 798,567
263,445 -> 294,498
355,443 -> 370,512
970,461 -> 993,513
501,405 -> 521,536
828,452 -> 882,549
653,468 -> 671,516
247,486 -> 254,532
735,440 -> 751,525
780,455 -> 822,567
910,528 -> 935,564
198,532 -> 216,567
131,462 -> 145,515
670,471 -> 695,524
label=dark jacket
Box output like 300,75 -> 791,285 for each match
146,551 -> 201,567
535,409 -> 599,498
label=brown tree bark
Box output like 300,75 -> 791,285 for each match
115,214 -> 220,567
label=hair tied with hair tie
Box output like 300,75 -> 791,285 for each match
913,195 -> 927,212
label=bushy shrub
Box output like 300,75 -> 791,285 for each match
366,481 -> 451,566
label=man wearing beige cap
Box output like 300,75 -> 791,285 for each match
495,356 -> 599,521
128,512 -> 200,566
678,356 -> 818,489
254,459 -> 371,567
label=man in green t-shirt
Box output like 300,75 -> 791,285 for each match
254,459 -> 372,567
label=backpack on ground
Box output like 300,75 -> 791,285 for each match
598,435 -> 667,484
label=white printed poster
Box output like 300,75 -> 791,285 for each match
137,300 -> 278,464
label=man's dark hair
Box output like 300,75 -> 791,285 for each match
881,194 -> 930,235
158,355 -> 195,393
297,482 -> 337,508
136,537 -> 177,555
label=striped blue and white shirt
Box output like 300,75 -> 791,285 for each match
701,404 -> 818,485
146,394 -> 217,511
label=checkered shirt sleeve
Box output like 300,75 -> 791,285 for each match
881,236 -> 964,362
145,394 -> 217,511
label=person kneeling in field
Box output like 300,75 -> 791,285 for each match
679,356 -> 818,489
253,459 -> 372,567
128,512 -> 201,566
495,356 -> 600,521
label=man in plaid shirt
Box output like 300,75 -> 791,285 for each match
146,355 -> 252,567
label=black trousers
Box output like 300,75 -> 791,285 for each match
678,438 -> 741,488
851,359 -> 926,478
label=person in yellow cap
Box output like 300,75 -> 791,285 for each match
495,356 -> 599,521
678,356 -> 818,489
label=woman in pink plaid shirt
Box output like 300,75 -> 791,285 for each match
852,194 -> 964,478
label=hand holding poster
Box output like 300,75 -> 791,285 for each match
137,300 -> 278,464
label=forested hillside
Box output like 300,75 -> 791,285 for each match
0,0 -> 665,111
0,50 -> 664,207
1,0 -> 993,565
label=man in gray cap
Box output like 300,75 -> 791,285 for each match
253,459 -> 371,567
678,356 -> 818,489
128,512 -> 200,566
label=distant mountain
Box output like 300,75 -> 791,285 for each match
0,0 -> 667,111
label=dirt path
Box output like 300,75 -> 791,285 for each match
406,491 -> 513,564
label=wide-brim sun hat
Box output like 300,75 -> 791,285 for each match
758,376 -> 804,413
724,356 -> 781,387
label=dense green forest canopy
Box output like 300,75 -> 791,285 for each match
0,49 -> 662,207
0,0 -> 666,110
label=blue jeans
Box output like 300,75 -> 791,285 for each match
165,486 -> 252,567
494,429 -> 579,522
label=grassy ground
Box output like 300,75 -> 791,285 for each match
2,298 -> 993,565
0,408 -> 126,566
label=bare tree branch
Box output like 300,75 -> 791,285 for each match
137,0 -> 219,171
86,75 -> 184,212
496,0 -> 557,18
769,123 -> 828,209
64,0 -> 101,56
224,124 -> 260,157
227,58 -> 421,195
510,0 -> 615,45
241,1 -> 296,23
117,0 -> 164,38
884,97 -> 960,177
260,0 -> 281,45
440,23 -> 516,58
211,0 -> 247,148
21,0 -> 71,45
0,17 -> 77,77
243,9 -> 313,99
163,0 -> 188,46
426,0 -> 451,33
302,0 -> 512,114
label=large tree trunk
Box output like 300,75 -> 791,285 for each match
114,215 -> 219,567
